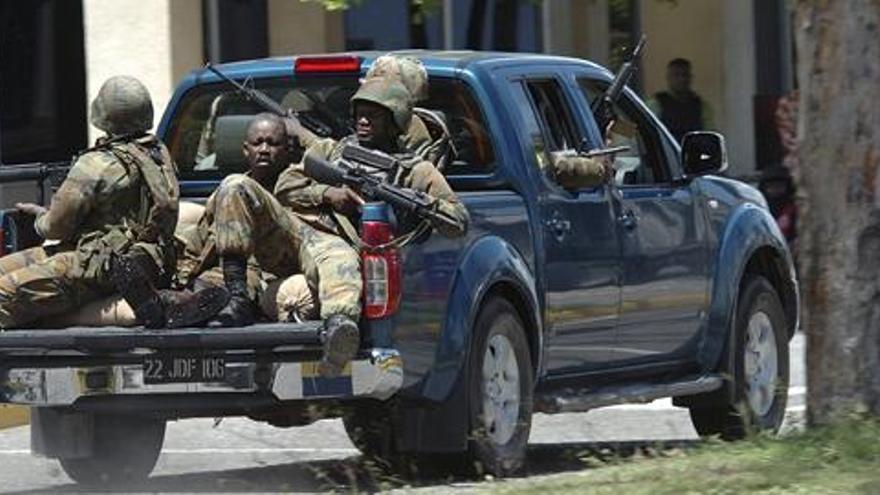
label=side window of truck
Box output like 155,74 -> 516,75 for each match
424,79 -> 497,176
578,79 -> 670,186
508,78 -> 588,188
523,79 -> 581,152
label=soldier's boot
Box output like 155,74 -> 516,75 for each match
110,255 -> 229,329
208,256 -> 255,327
318,314 -> 360,377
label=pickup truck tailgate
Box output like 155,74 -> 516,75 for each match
0,323 -> 402,409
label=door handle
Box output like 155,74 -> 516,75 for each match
618,210 -> 637,230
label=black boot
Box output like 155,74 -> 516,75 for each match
318,314 -> 360,377
208,255 -> 254,327
109,255 -> 229,329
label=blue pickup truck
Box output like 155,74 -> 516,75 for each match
0,51 -> 798,484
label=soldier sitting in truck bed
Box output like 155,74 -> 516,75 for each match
0,76 -> 224,330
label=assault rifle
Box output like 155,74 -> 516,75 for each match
204,63 -> 334,138
0,161 -> 70,203
591,35 -> 647,134
303,144 -> 460,232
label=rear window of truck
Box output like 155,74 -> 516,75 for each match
164,76 -> 496,181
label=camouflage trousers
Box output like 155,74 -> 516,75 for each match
0,245 -> 107,329
209,174 -> 361,320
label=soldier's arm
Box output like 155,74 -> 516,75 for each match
406,161 -> 469,238
550,154 -> 611,190
274,138 -> 337,208
33,154 -> 103,240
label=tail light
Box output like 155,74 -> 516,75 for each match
361,204 -> 401,319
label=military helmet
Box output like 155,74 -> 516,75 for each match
366,54 -> 428,102
90,75 -> 154,136
351,77 -> 413,132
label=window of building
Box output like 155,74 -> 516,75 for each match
0,0 -> 86,164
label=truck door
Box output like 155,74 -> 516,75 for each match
505,76 -> 621,374
577,79 -> 711,364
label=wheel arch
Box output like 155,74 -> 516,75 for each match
420,235 -> 540,402
698,203 -> 799,373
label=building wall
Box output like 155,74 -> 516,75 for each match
267,0 -> 344,56
82,0 -> 202,140
640,0 -> 755,176
640,0 -> 725,127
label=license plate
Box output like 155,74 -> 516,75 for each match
143,353 -> 225,384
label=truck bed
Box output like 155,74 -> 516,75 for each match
0,322 -> 403,412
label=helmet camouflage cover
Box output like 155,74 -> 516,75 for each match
366,54 -> 428,102
351,76 -> 413,133
90,75 -> 154,136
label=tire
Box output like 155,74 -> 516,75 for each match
465,297 -> 533,476
59,415 -> 166,486
690,275 -> 789,440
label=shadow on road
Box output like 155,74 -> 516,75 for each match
4,439 -> 702,493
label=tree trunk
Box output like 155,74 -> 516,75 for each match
794,0 -> 880,423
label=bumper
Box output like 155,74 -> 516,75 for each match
2,348 -> 403,407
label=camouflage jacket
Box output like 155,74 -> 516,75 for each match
35,135 -> 179,278
274,135 -> 469,240
547,152 -> 611,190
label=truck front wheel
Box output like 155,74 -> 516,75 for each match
466,297 -> 533,476
689,275 -> 789,439
59,414 -> 166,486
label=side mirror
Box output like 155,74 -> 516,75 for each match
681,131 -> 728,176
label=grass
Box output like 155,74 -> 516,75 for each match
487,418 -> 880,495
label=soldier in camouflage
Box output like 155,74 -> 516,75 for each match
272,75 -> 469,345
195,112 -> 366,375
0,76 -> 225,330
285,54 -> 437,163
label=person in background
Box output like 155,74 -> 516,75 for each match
649,58 -> 714,143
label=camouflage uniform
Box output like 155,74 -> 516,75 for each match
272,77 -> 469,321
366,55 -> 433,156
198,173 -> 358,319
0,135 -> 179,329
295,54 -> 434,157
547,152 -> 612,190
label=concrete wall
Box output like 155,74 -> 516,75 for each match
640,0 -> 724,126
82,0 -> 203,140
267,0 -> 344,56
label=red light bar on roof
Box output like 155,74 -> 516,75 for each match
295,55 -> 361,74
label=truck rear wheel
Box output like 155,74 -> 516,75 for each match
689,275 -> 789,439
466,297 -> 533,476
59,415 -> 165,486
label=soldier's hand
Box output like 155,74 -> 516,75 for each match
603,119 -> 616,145
15,202 -> 47,217
323,186 -> 364,215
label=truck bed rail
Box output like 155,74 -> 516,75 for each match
0,322 -> 323,353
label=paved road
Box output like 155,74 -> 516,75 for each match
0,333 -> 805,493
